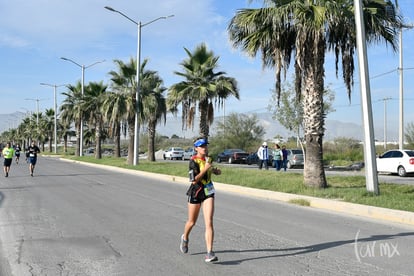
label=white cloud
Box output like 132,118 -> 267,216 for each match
0,33 -> 29,48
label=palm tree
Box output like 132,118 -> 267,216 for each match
139,59 -> 167,161
60,82 -> 83,156
82,81 -> 108,159
108,58 -> 137,164
20,116 -> 33,149
228,0 -> 402,188
44,108 -> 55,152
36,113 -> 46,150
15,121 -> 26,148
167,43 -> 239,138
102,90 -> 130,158
59,119 -> 72,153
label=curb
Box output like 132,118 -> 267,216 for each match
61,158 -> 414,227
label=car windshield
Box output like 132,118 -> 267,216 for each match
291,149 -> 303,154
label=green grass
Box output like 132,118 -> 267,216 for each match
65,156 -> 414,212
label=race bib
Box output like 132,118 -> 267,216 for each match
30,153 -> 35,157
204,182 -> 215,196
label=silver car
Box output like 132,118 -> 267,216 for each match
183,147 -> 196,160
286,149 -> 304,169
163,147 -> 185,160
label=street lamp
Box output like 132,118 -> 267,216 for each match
24,98 -> 44,126
40,83 -> 67,153
354,0 -> 379,194
397,26 -> 413,150
381,97 -> 392,150
60,57 -> 105,156
105,6 -> 174,165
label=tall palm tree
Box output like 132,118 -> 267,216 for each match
228,0 -> 402,188
82,81 -> 108,159
102,90 -> 130,158
108,58 -> 137,164
15,121 -> 26,148
140,59 -> 167,161
44,108 -> 55,152
59,119 -> 72,153
167,43 -> 239,138
60,82 -> 83,156
20,116 -> 33,149
35,113 -> 46,150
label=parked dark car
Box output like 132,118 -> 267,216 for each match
217,149 -> 249,164
246,152 -> 274,166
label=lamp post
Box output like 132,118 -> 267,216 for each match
60,57 -> 105,156
397,27 -> 413,150
40,83 -> 66,153
394,0 -> 414,150
105,6 -> 174,166
381,97 -> 392,150
354,0 -> 379,194
24,98 -> 43,126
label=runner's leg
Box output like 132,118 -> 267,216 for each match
202,197 -> 215,252
183,203 -> 201,241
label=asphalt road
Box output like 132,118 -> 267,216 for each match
0,157 -> 414,275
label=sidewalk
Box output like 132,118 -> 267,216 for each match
62,158 -> 414,228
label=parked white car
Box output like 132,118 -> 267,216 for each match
376,149 -> 414,177
163,147 -> 185,160
183,147 -> 196,160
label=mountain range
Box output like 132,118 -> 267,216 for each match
0,112 -> 396,143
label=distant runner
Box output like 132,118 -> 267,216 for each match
27,141 -> 40,177
14,143 -> 21,164
2,142 -> 15,177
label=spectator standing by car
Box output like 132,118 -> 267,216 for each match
2,142 -> 15,177
272,144 -> 283,171
281,145 -> 288,171
180,137 -> 221,263
257,142 -> 269,170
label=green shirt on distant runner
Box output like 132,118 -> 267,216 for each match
2,147 -> 15,159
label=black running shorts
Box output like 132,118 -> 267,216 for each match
186,183 -> 214,204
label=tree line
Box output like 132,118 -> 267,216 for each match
1,1 -> 405,190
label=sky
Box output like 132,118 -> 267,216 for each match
0,0 -> 413,141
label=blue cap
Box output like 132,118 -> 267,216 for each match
194,138 -> 208,147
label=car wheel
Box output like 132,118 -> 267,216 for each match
163,155 -> 166,160
287,161 -> 293,169
217,157 -> 222,163
228,157 -> 234,164
398,166 -> 407,177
